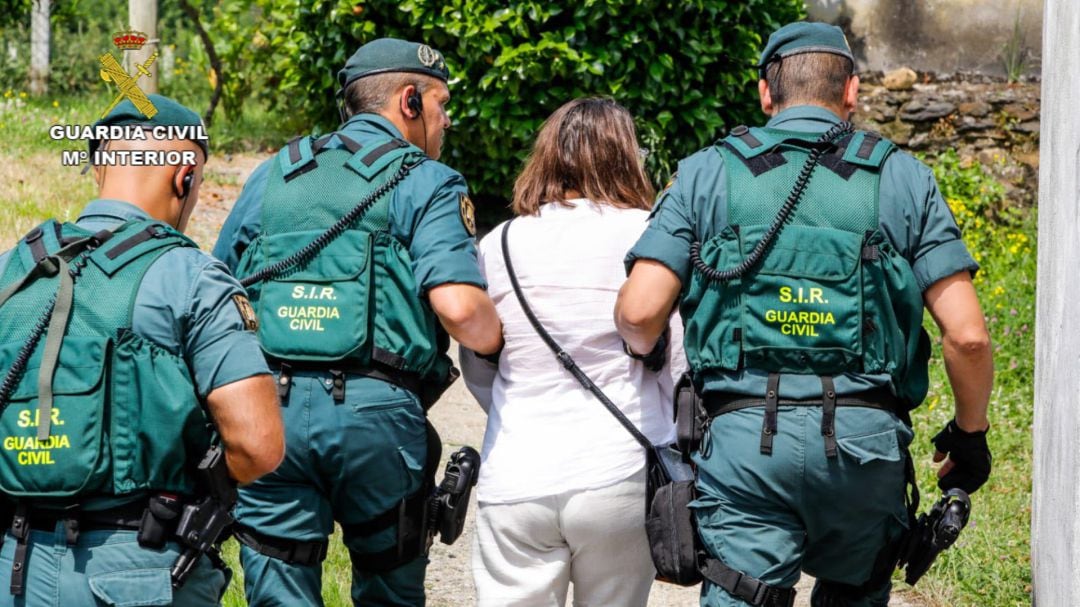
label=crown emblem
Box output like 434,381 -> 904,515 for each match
112,29 -> 148,51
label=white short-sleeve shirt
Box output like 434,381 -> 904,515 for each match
462,199 -> 685,504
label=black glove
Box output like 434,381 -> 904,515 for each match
931,419 -> 991,494
623,329 -> 668,372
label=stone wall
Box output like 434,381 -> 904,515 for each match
853,74 -> 1040,205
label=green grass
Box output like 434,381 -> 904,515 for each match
899,153 -> 1036,607
0,93 -> 1036,607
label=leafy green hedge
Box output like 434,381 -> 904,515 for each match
216,0 -> 804,201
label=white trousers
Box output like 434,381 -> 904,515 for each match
471,466 -> 655,607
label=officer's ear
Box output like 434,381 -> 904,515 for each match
759,80 -> 776,116
842,74 -> 860,117
400,85 -> 422,119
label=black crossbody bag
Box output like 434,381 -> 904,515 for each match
500,219 -> 702,585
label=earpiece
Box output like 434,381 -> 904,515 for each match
406,90 -> 423,119
173,167 -> 194,199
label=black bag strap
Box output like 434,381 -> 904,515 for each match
500,219 -> 652,451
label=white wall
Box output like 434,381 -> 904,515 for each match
806,0 -> 1043,76
1032,0 -> 1080,605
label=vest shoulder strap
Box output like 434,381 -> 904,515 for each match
14,219 -> 64,273
278,135 -> 317,181
88,220 -> 197,277
720,126 -> 782,159
344,136 -> 421,182
841,131 -> 895,168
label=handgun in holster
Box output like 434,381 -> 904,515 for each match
170,445 -> 238,589
426,446 -> 481,549
896,488 -> 971,585
674,372 -> 707,463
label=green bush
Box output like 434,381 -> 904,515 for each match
220,0 -> 804,202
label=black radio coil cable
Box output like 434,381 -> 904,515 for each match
0,247 -> 97,412
690,121 -> 854,284
240,160 -> 421,288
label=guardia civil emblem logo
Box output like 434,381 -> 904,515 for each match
99,28 -> 158,119
417,45 -> 439,67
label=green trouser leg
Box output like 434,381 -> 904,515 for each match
0,526 -> 226,606
692,405 -> 912,607
236,373 -> 429,607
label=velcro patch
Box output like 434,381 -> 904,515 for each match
232,294 -> 259,331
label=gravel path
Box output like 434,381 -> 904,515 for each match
199,154 -> 927,607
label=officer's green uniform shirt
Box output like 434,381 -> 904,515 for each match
627,105 -> 978,399
0,199 -> 270,398
214,113 -> 486,295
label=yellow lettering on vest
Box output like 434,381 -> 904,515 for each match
17,450 -> 55,465
3,435 -> 71,450
15,408 -> 65,428
809,288 -> 827,304
781,324 -> 819,337
779,286 -> 793,303
289,318 -> 325,332
290,286 -> 339,301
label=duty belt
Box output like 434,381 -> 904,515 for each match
5,497 -> 178,595
267,358 -> 424,405
703,375 -> 909,458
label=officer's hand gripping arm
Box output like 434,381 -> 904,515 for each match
615,259 -> 681,356
428,283 -> 503,356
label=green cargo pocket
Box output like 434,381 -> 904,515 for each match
395,431 -> 428,500
836,429 -> 902,465
256,229 -> 373,361
370,232 -> 439,374
88,568 -> 172,606
110,329 -> 207,495
683,226 -> 744,372
0,335 -> 110,497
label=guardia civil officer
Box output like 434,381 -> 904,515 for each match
213,38 -> 502,606
614,22 -> 993,607
0,95 -> 284,606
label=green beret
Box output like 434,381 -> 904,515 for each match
89,93 -> 208,157
337,38 -> 449,91
758,21 -> 854,77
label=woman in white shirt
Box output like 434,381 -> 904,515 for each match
462,98 -> 685,607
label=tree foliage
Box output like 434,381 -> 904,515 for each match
223,0 -> 804,200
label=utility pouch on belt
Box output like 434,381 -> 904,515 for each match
138,493 -> 183,549
674,372 -> 706,463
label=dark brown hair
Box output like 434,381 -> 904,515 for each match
511,97 -> 655,216
765,52 -> 854,110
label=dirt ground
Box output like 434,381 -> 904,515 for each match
197,154 -> 926,607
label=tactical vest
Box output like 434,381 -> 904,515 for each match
236,132 -> 451,383
683,127 -> 930,408
0,219 -> 211,499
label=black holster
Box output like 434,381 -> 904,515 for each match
674,372 -> 707,463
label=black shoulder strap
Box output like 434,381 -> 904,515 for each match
499,219 -> 653,450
